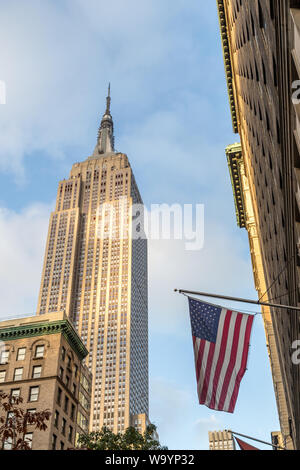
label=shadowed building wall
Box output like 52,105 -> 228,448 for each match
226,143 -> 290,449
217,0 -> 300,449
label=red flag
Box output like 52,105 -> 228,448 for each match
235,437 -> 260,450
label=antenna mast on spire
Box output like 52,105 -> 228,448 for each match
106,83 -> 111,114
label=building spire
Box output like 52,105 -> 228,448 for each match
93,84 -> 115,157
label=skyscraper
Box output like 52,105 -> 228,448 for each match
37,88 -> 149,433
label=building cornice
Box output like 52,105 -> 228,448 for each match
0,320 -> 88,361
216,0 -> 239,133
226,143 -> 246,228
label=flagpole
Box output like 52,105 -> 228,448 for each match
174,288 -> 300,312
228,430 -> 286,450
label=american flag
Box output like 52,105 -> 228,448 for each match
188,297 -> 254,413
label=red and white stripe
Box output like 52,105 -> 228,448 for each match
192,308 -> 254,413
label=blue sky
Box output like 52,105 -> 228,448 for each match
0,0 -> 280,449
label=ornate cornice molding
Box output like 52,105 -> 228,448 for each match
216,0 -> 239,133
0,320 -> 88,361
226,143 -> 246,228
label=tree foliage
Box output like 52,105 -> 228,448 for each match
0,391 -> 51,450
78,424 -> 167,450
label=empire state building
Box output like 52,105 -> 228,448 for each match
37,88 -> 149,433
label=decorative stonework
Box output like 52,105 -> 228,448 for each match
216,0 -> 239,133
0,320 -> 88,361
226,143 -> 246,228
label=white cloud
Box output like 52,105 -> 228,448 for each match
195,415 -> 219,426
0,202 -> 52,319
0,1 -> 101,182
148,220 -> 255,337
150,377 -> 192,446
150,377 -> 224,450
192,415 -> 223,449
0,0 -> 222,182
